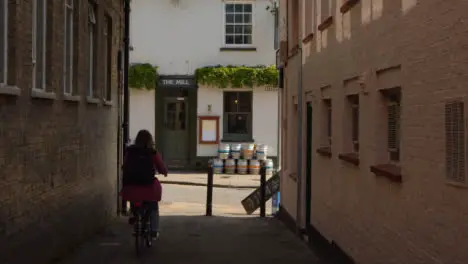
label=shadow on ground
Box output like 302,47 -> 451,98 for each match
57,215 -> 325,264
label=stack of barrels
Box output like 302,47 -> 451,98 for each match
213,143 -> 274,175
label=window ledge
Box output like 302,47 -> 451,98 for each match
288,44 -> 300,59
302,33 -> 314,44
220,47 -> 257,52
0,85 -> 21,96
370,164 -> 402,183
32,89 -> 57,100
64,94 -> 81,103
338,152 -> 359,166
446,181 -> 468,189
340,0 -> 360,13
221,138 -> 255,143
289,172 -> 298,182
316,146 -> 332,158
87,96 -> 100,104
318,16 -> 334,31
103,100 -> 113,106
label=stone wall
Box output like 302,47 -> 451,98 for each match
0,0 -> 124,262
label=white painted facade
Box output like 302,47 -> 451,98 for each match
130,0 -> 279,159
129,89 -> 155,141
197,86 -> 279,156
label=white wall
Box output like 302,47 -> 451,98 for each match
197,86 -> 278,157
130,0 -> 279,159
129,89 -> 155,141
130,0 -> 276,73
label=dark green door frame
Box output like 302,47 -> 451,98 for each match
305,102 -> 313,228
154,86 -> 198,170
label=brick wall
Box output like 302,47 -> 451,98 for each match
0,0 -> 123,263
281,0 -> 468,263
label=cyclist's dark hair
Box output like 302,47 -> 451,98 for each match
134,129 -> 154,149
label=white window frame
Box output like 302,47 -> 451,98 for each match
63,0 -> 74,95
103,15 -> 112,102
0,0 -> 8,85
88,3 -> 96,98
32,0 -> 47,90
222,1 -> 254,47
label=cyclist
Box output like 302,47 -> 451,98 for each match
120,129 -> 168,239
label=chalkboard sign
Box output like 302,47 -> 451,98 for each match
241,171 -> 280,215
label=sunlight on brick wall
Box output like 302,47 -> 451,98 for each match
335,0 -> 344,42
372,0 -> 383,20
402,0 -> 418,14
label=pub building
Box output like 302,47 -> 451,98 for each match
154,74 -> 279,171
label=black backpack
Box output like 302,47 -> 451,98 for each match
122,146 -> 156,185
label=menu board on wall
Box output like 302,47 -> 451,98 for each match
198,116 -> 219,144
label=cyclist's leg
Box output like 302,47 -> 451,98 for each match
128,202 -> 138,225
148,201 -> 159,238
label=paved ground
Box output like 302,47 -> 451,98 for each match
161,184 -> 272,215
57,184 -> 322,264
159,172 -> 271,189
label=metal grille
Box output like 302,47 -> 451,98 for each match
445,100 -> 465,183
387,101 -> 400,161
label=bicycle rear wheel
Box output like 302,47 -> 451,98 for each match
134,215 -> 143,255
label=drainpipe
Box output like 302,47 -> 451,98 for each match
295,46 -> 303,235
276,77 -> 281,171
123,0 -> 130,151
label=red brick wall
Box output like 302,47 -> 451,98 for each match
281,0 -> 468,263
0,0 -> 123,262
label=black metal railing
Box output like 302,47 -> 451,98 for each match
206,159 -> 273,218
205,161 -> 214,216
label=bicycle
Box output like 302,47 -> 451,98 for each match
130,201 -> 153,255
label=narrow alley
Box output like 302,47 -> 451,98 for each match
2,1 -> 467,263
55,184 -> 322,264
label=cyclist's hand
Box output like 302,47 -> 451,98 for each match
164,173 -> 168,177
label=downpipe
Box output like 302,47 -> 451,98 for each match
295,46 -> 304,235
123,0 -> 130,150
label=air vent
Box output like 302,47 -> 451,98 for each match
445,100 -> 465,183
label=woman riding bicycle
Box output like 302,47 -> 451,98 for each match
120,129 -> 168,239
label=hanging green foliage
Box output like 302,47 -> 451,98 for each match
128,63 -> 159,90
195,65 -> 278,88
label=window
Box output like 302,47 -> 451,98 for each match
445,100 -> 465,183
64,0 -> 73,94
32,0 -> 47,90
384,89 -> 401,162
323,99 -> 332,146
0,1 -> 7,85
224,3 -> 253,46
103,14 -> 112,101
348,95 -> 359,152
88,2 -> 96,98
223,91 -> 252,141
